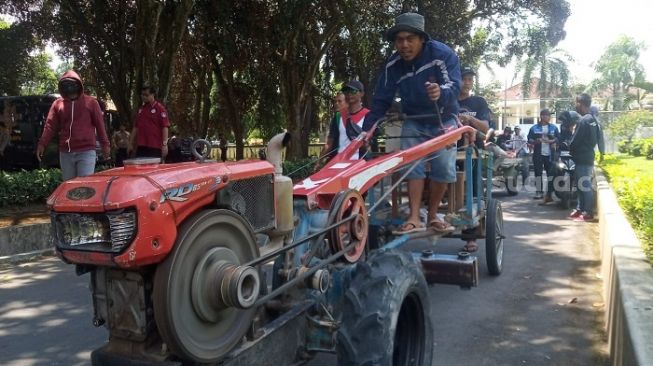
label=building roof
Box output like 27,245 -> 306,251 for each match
498,78 -> 563,100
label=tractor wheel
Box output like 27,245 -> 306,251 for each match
336,250 -> 433,366
153,209 -> 259,363
485,199 -> 504,276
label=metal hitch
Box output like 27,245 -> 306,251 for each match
416,250 -> 479,289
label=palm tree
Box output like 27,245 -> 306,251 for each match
515,45 -> 573,111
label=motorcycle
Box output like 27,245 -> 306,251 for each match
553,150 -> 577,209
484,142 -> 523,196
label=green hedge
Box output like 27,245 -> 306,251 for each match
0,169 -> 63,207
618,137 -> 653,158
282,158 -> 315,182
601,155 -> 653,261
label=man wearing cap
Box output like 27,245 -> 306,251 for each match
528,108 -> 560,202
364,12 -> 461,234
456,66 -> 492,251
496,126 -> 513,151
36,70 -> 111,180
316,80 -> 370,167
458,66 -> 493,147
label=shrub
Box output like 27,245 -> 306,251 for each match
602,155 -> 653,261
0,169 -> 63,207
283,158 -> 316,182
617,140 -> 631,154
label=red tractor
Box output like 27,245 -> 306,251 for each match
49,115 -> 503,365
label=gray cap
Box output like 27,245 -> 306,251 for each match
386,12 -> 431,42
342,80 -> 364,92
461,66 -> 476,76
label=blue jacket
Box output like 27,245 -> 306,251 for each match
364,40 -> 461,131
527,123 -> 560,160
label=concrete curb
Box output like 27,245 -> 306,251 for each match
0,248 -> 55,266
0,223 -> 54,264
596,169 -> 653,366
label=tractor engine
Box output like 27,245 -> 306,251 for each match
48,134 -> 297,364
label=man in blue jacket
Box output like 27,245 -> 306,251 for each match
528,109 -> 560,203
364,12 -> 461,234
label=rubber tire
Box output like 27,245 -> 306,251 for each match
485,199 -> 504,276
336,250 -> 434,366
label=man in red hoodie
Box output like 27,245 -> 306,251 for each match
36,70 -> 110,180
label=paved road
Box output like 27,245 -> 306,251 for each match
0,191 -> 608,365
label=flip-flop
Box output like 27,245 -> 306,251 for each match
428,219 -> 455,234
392,221 -> 426,235
461,241 -> 479,253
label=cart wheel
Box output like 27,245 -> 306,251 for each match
485,199 -> 504,275
337,250 -> 433,366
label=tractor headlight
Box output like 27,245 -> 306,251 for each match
52,210 -> 137,253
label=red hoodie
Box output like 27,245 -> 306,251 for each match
38,70 -> 110,153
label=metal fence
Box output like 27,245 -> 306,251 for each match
209,143 -> 325,161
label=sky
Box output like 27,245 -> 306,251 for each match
479,0 -> 653,88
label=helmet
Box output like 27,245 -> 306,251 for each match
590,105 -> 599,117
557,110 -> 580,129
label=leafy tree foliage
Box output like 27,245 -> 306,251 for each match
0,20 -> 56,95
3,0 -> 572,159
608,110 -> 653,142
592,35 -> 647,111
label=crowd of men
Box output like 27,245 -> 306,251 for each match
318,12 -> 603,252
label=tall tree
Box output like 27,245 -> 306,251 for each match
5,0 -> 194,124
0,20 -> 55,95
515,37 -> 573,110
592,35 -> 646,111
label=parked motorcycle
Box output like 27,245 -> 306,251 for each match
553,150 -> 577,209
485,142 -> 523,196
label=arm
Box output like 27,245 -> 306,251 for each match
128,126 -> 138,154
36,101 -> 61,160
597,124 -> 606,156
527,126 -> 537,144
316,115 -> 339,170
90,99 -> 111,157
363,61 -> 399,131
435,47 -> 462,110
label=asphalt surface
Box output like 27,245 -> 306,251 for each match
0,189 -> 608,366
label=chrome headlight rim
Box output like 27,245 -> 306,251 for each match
52,208 -> 138,254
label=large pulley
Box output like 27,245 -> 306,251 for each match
327,189 -> 368,263
153,209 -> 260,363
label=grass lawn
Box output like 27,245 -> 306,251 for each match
600,154 -> 653,262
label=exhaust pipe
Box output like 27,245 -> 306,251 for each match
266,132 -> 291,174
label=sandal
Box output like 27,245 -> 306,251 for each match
428,219 -> 455,234
392,220 -> 426,235
461,240 -> 479,253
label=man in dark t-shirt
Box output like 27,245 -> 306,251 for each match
459,66 -> 493,149
456,66 -> 492,253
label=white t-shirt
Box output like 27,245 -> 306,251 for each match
336,108 -> 369,159
540,125 -> 551,156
